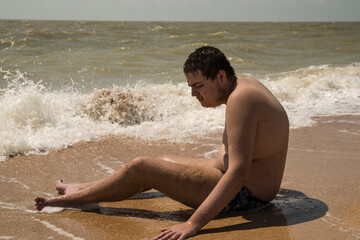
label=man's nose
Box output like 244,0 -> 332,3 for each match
191,88 -> 197,96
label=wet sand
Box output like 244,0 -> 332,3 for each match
0,115 -> 359,239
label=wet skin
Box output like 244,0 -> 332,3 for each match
35,70 -> 289,240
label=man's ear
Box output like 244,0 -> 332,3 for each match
218,70 -> 227,87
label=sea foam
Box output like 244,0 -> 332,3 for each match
261,63 -> 360,128
0,63 -> 359,161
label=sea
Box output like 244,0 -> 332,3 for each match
0,20 -> 359,161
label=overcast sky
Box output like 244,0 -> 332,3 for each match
0,0 -> 359,22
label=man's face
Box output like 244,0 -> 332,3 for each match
186,70 -> 226,108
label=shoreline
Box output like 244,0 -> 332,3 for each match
0,115 -> 359,239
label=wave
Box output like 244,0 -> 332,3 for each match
208,31 -> 228,38
0,69 -> 224,160
260,63 -> 360,127
0,63 -> 359,161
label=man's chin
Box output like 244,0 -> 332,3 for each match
199,101 -> 209,107
200,102 -> 217,108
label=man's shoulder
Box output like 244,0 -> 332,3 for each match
228,77 -> 263,105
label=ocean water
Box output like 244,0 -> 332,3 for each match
0,20 -> 359,161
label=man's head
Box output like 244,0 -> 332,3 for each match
184,46 -> 237,108
183,46 -> 235,81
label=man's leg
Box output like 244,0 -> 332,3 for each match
54,155 -> 222,195
35,156 -> 222,210
158,155 -> 225,171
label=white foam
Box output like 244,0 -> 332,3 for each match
40,206 -> 67,213
92,156 -> 116,174
95,161 -> 116,175
38,203 -> 101,213
203,147 -> 219,159
0,201 -> 18,210
321,212 -> 360,238
0,63 -> 359,160
0,175 -> 30,190
32,217 -> 85,240
0,201 -> 37,213
110,82 -> 226,142
260,63 -> 360,128
338,129 -> 360,136
0,69 -> 120,160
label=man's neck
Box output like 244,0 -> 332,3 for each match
224,76 -> 238,105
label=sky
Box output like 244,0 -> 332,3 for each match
0,0 -> 359,22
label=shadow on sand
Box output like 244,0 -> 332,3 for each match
96,188 -> 328,233
199,188 -> 328,235
96,191 -> 193,222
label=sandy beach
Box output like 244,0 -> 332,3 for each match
0,115 -> 359,240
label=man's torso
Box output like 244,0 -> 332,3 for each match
219,76 -> 289,202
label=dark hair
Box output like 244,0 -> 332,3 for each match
183,46 -> 235,81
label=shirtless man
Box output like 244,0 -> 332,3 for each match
35,46 -> 289,240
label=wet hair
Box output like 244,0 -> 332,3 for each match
183,46 -> 235,81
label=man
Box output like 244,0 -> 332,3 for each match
35,46 -> 289,240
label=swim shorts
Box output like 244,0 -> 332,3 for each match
222,185 -> 270,213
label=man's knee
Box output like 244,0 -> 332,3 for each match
158,155 -> 176,162
128,156 -> 154,171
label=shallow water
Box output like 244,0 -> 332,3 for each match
0,20 -> 359,160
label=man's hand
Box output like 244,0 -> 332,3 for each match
153,222 -> 199,240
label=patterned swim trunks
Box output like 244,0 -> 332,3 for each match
222,185 -> 270,213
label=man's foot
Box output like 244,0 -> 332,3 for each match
34,196 -> 48,211
56,180 -> 84,195
34,180 -> 82,211
34,195 -> 100,212
34,194 -> 70,211
35,179 -> 98,211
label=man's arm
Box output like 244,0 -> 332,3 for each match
154,88 -> 260,239
187,87 -> 259,226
